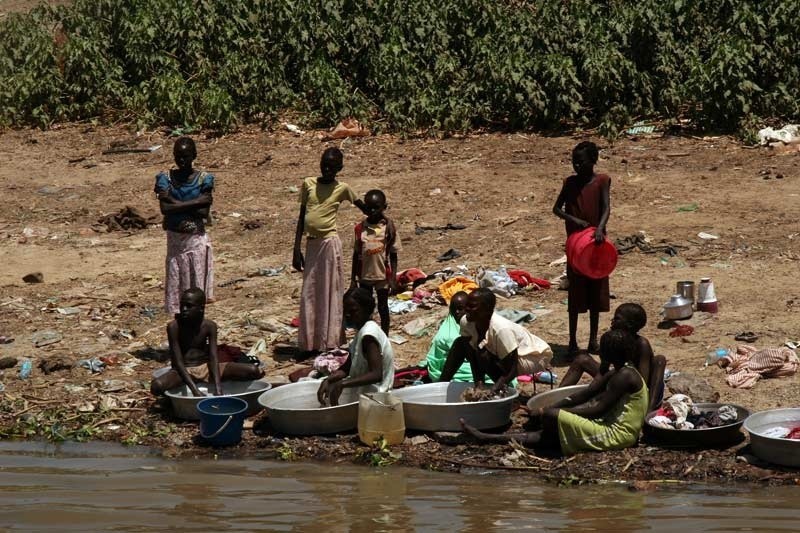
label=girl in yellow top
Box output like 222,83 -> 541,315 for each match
292,148 -> 369,358
461,329 -> 647,456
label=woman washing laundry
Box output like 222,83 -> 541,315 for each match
461,329 -> 648,455
317,288 -> 395,406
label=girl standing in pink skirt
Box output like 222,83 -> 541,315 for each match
155,137 -> 215,316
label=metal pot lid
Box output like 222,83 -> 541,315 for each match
664,294 -> 692,308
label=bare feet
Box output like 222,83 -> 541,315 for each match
567,343 -> 579,359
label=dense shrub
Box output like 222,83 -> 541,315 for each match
0,0 -> 798,135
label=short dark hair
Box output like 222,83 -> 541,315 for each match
600,329 -> 636,367
344,286 -> 375,316
181,287 -> 206,303
321,147 -> 344,172
174,136 -> 197,158
572,141 -> 598,163
615,303 -> 647,333
471,287 -> 496,313
449,290 -> 469,314
365,189 -> 386,205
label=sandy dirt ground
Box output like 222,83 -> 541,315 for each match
1,123 -> 799,482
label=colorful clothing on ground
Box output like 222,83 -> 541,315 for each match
438,276 -> 479,304
301,177 -> 357,239
155,170 -> 214,233
164,231 -> 213,315
562,173 -> 611,313
558,366 -> 648,455
354,219 -> 400,282
720,344 -> 799,389
459,313 -> 552,374
348,320 -> 395,395
299,235 -> 345,352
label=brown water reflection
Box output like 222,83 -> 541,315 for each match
0,442 -> 797,531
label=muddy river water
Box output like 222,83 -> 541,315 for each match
0,441 -> 797,531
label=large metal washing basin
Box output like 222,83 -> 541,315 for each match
392,382 -> 518,432
257,380 -> 377,435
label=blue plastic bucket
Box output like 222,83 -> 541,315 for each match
197,396 -> 248,447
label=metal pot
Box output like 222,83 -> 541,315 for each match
676,281 -> 695,304
663,294 -> 693,320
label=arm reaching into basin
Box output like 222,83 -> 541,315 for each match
462,330 -> 649,456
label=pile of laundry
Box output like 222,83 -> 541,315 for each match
714,344 -> 800,389
311,348 -> 350,377
648,394 -> 739,430
392,266 -> 550,313
760,426 -> 800,440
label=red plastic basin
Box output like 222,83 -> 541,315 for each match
566,227 -> 618,279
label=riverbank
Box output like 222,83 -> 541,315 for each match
1,124 -> 800,485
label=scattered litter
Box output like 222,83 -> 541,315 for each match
698,232 -> 719,240
429,188 -> 442,196
21,227 -> 49,239
626,121 -> 657,135
324,118 -> 369,140
56,307 -> 82,315
408,435 -> 431,446
220,278 -> 248,289
64,384 -> 87,394
710,262 -> 732,270
437,248 -> 462,262
248,265 -> 286,278
284,123 -> 305,135
102,145 -> 161,154
477,266 -> 518,298
415,223 -> 466,235
497,309 -> 535,324
669,325 -> 694,337
389,334 -> 408,345
37,185 -> 63,195
734,332 -> 758,343
78,358 -> 105,373
140,306 -> 158,319
287,185 -> 299,193
247,339 -> 268,357
616,234 -> 680,256
402,316 -> 439,337
22,272 -> 44,284
100,379 -> 128,393
548,255 -> 567,267
18,359 -> 32,379
757,124 -> 800,146
95,206 -> 158,232
228,212 -> 242,218
31,330 -> 62,348
388,298 -> 418,315
677,203 -> 698,212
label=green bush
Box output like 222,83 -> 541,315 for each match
0,0 -> 798,135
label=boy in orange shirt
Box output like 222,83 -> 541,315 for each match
350,190 -> 399,333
